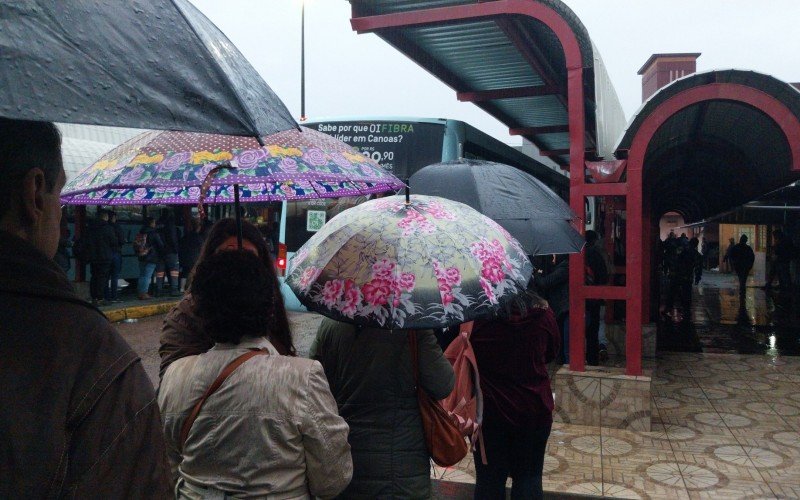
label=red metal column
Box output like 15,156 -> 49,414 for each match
567,63 -> 586,372
625,170 -> 644,376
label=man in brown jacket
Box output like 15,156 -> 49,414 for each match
0,118 -> 172,498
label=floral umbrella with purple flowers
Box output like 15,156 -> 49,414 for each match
60,127 -> 404,205
286,195 -> 533,329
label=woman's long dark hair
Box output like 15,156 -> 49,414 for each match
496,285 -> 549,321
194,218 -> 295,356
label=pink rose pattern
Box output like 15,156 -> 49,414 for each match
470,238 -> 515,304
433,260 -> 462,307
307,257 -> 417,326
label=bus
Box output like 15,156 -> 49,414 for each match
277,117 -> 574,310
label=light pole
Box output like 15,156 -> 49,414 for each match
300,0 -> 306,122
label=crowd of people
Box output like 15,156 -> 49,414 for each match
2,118 -> 562,499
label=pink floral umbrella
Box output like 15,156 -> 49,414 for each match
285,195 -> 533,329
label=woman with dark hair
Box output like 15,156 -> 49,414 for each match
470,287 -> 560,500
159,218 -> 295,379
158,251 -> 352,498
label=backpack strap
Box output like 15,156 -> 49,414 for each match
179,349 -> 269,452
459,321 -> 487,464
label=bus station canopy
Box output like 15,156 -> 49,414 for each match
615,70 -> 800,222
349,0 -> 626,168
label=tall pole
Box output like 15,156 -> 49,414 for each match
300,0 -> 306,122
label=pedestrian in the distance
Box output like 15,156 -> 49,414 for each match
470,286 -> 560,499
722,237 -> 735,274
158,250 -> 353,498
584,230 -> 609,366
730,234 -> 755,298
534,253 -> 569,363
178,217 -> 205,292
85,209 -> 116,306
311,319 -> 454,499
764,229 -> 795,292
104,210 -> 125,302
135,216 -> 164,300
156,209 -> 181,297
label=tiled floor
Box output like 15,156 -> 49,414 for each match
431,352 -> 800,499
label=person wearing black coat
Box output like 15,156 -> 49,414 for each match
535,254 -> 569,363
156,210 -> 181,297
730,234 -> 755,298
104,211 -> 126,302
136,217 -> 165,300
584,231 -> 609,366
178,217 -> 205,291
85,210 -> 117,305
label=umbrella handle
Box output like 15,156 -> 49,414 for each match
234,183 -> 243,249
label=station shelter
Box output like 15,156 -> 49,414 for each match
348,0 -> 800,427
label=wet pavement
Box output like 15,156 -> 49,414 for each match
659,272 -> 800,356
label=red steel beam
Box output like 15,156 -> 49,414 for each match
510,124 -> 570,135
580,183 -> 628,196
457,85 -> 561,102
580,286 -> 627,301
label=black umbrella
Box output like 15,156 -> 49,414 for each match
0,0 -> 297,137
410,159 -> 584,256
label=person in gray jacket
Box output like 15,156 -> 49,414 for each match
160,251 -> 352,499
312,318 -> 455,499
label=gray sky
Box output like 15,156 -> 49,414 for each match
191,0 -> 800,146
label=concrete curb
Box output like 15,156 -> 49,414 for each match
103,300 -> 180,323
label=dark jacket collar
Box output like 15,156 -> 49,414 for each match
0,230 -> 91,307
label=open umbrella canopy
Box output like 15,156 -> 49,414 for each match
60,127 -> 404,205
410,159 -> 584,256
286,195 -> 533,329
0,0 -> 296,137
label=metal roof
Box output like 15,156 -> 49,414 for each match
616,69 -> 800,222
349,0 -> 626,166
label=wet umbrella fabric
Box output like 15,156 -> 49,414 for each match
60,127 -> 405,205
410,159 -> 584,256
286,195 -> 533,330
0,0 -> 296,137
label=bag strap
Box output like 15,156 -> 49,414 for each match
179,349 -> 269,452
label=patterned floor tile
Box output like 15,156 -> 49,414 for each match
685,479 -> 781,499
670,451 -> 766,483
767,482 -> 800,499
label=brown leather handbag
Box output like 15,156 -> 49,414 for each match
409,332 -> 468,467
179,349 -> 269,452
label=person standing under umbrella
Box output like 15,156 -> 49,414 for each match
136,216 -> 164,300
311,319 -> 454,499
85,209 -> 116,306
156,209 -> 181,297
178,217 -> 205,292
159,250 -> 352,498
104,210 -> 125,302
470,287 -> 560,499
534,254 -> 569,363
0,118 -> 171,497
